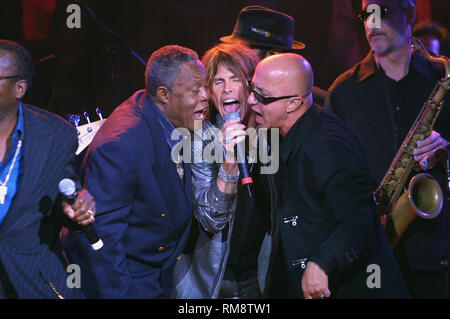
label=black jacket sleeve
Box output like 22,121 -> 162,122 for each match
307,129 -> 377,275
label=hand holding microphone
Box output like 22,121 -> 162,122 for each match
59,178 -> 103,250
222,114 -> 246,154
223,112 -> 253,197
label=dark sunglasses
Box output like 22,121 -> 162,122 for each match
357,6 -> 407,22
247,80 -> 298,105
0,75 -> 23,81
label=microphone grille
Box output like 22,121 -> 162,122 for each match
58,178 -> 76,196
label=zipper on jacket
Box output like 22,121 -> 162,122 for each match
292,258 -> 308,269
39,270 -> 65,299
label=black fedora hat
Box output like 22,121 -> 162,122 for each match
220,6 -> 305,50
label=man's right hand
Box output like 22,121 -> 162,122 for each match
62,189 -> 96,226
220,117 -> 246,164
301,261 -> 331,299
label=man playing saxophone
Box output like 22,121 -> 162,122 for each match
326,0 -> 449,298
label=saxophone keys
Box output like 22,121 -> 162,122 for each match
388,180 -> 397,188
401,158 -> 409,166
394,168 -> 403,177
414,134 -> 424,143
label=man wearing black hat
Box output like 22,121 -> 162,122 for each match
221,6 -> 328,105
220,6 -> 305,59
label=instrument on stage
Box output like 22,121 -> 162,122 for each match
68,108 -> 106,155
373,38 -> 450,248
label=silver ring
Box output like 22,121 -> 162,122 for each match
320,293 -> 325,298
224,136 -> 233,144
87,210 -> 95,222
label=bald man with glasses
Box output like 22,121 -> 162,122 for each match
249,53 -> 409,299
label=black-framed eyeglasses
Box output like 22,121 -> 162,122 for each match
357,6 -> 407,22
0,75 -> 23,81
247,80 -> 298,105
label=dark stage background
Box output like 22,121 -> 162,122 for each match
1,0 -> 449,120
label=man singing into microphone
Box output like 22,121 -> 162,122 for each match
249,53 -> 409,298
0,40 -> 95,299
80,45 -> 209,298
173,43 -> 275,299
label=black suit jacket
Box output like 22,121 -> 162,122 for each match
269,105 -> 409,298
0,104 -> 79,298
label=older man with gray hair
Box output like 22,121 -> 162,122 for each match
80,45 -> 209,298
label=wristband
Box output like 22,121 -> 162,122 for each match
218,165 -> 239,183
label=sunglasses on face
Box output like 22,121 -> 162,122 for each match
0,75 -> 23,81
246,80 -> 298,105
357,5 -> 407,22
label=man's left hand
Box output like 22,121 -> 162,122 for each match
413,130 -> 449,162
301,261 -> 331,299
62,189 -> 96,226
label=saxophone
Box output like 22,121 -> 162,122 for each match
373,38 -> 450,248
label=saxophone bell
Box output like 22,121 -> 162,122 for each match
385,173 -> 443,248
377,37 -> 449,249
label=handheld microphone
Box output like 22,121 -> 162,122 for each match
223,112 -> 253,197
420,147 -> 449,171
58,179 -> 104,251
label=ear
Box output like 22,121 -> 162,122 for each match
14,79 -> 28,100
285,97 -> 303,113
156,86 -> 171,104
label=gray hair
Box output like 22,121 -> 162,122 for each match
145,45 -> 199,97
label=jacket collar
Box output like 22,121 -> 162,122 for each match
357,50 -> 435,83
0,104 -> 53,234
135,91 -> 188,150
136,91 -> 193,208
280,104 -> 318,164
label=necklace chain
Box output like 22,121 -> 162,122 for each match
0,137 -> 23,186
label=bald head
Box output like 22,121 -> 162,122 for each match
248,53 -> 315,136
257,53 -> 313,100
